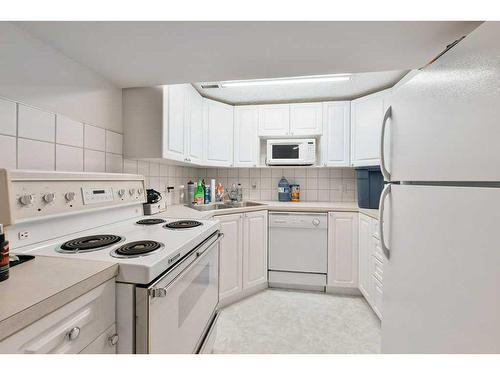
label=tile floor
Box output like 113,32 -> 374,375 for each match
211,289 -> 381,354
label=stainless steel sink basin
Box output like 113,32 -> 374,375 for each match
188,201 -> 265,211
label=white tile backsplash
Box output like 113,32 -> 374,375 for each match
105,130 -> 123,154
123,159 -> 138,174
56,144 -> 83,171
0,135 -> 17,169
0,99 -> 17,136
84,149 -> 105,172
106,153 -> 123,173
18,105 -> 55,142
56,116 -> 84,147
18,138 -> 55,170
84,124 -> 106,151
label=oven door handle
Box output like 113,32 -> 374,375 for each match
149,232 -> 223,298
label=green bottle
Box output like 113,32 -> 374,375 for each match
194,178 -> 205,205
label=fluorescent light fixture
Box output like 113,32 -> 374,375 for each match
219,74 -> 351,88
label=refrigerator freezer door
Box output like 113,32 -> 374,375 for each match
386,22 -> 500,182
381,184 -> 500,353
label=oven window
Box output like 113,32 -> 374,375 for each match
272,144 -> 299,159
178,264 -> 210,327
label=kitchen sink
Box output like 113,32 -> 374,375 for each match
188,201 -> 266,211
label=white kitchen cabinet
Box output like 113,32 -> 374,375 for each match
0,279 -> 115,354
217,210 -> 268,306
185,85 -> 204,164
289,102 -> 323,136
350,89 -> 391,167
203,98 -> 234,166
257,104 -> 290,137
217,213 -> 244,303
234,106 -> 259,167
321,101 -> 350,167
242,210 -> 268,289
358,213 -> 372,300
123,84 -> 205,165
327,212 -> 359,290
358,212 -> 383,320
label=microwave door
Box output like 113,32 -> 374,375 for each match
273,144 -> 299,161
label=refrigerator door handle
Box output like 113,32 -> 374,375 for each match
379,183 -> 391,259
380,105 -> 392,182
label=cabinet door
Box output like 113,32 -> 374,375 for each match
234,106 -> 259,167
358,213 -> 372,300
203,99 -> 234,166
185,85 -> 204,164
350,89 -> 390,167
217,214 -> 243,303
321,101 -> 350,167
163,85 -> 186,161
242,210 -> 268,290
289,102 -> 323,136
257,104 -> 290,136
327,212 -> 359,288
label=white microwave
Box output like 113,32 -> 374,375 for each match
266,138 -> 316,166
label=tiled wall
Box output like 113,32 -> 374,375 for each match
197,167 -> 357,202
0,97 -> 123,173
0,95 -> 357,204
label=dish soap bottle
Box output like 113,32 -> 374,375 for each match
194,178 -> 205,205
278,176 -> 291,202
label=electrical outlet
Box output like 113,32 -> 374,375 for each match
18,231 -> 30,240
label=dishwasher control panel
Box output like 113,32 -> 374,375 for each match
268,212 -> 328,229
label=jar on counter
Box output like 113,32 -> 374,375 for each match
290,184 -> 300,202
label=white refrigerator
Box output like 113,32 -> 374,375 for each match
380,21 -> 500,353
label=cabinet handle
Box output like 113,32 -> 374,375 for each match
379,183 -> 391,259
67,326 -> 81,341
108,333 -> 119,346
380,105 -> 392,182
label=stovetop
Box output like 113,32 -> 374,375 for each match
15,216 -> 219,284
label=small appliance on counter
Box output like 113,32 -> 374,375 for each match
355,166 -> 383,209
143,189 -> 163,215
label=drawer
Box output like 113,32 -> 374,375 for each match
372,237 -> 384,261
0,279 -> 115,354
371,218 -> 380,239
371,276 -> 383,320
80,324 -> 117,354
372,254 -> 383,283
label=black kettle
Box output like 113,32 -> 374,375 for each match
146,189 -> 162,204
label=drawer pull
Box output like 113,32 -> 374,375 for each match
67,327 -> 81,341
108,333 -> 119,346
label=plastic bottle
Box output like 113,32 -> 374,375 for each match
194,178 -> 205,205
0,224 -> 9,282
204,185 -> 211,204
278,176 -> 291,202
237,183 -> 243,202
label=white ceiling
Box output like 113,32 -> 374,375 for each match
14,21 -> 482,89
194,70 -> 409,104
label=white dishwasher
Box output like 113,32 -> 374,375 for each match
268,212 -> 328,291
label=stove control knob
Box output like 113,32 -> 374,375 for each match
118,189 -> 126,197
65,192 -> 76,202
43,193 -> 55,203
19,194 -> 34,206
137,188 -> 144,195
312,218 -> 320,226
129,188 -> 135,196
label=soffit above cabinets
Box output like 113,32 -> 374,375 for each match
194,70 -> 408,105
14,21 -> 482,88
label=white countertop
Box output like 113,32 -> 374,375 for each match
0,256 -> 118,341
159,201 -> 379,220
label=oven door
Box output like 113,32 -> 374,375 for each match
135,232 -> 222,354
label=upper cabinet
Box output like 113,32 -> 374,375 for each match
350,89 -> 391,167
257,103 -> 323,137
123,84 -> 204,164
203,98 -> 234,166
321,101 -> 350,167
257,104 -> 290,137
289,103 -> 322,136
234,106 -> 259,167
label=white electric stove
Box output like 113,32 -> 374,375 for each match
0,169 -> 221,354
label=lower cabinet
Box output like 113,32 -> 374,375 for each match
327,212 -> 359,291
217,210 -> 268,306
358,212 -> 384,320
0,279 -> 117,354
